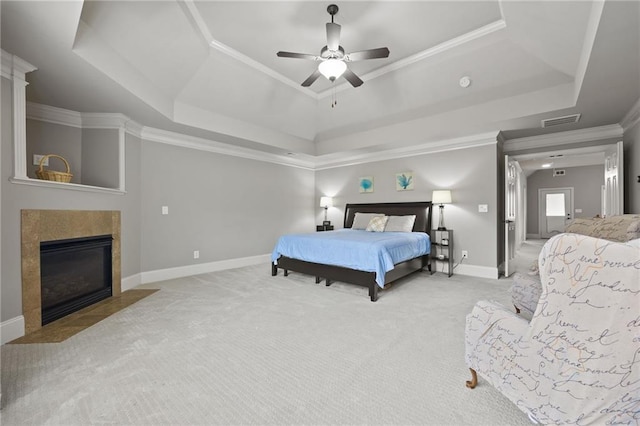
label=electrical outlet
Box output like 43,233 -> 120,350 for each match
33,154 -> 49,166
461,250 -> 468,259
193,250 -> 199,259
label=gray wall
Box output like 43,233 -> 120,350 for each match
139,141 -> 314,272
81,128 -> 120,189
315,144 -> 499,270
623,121 -> 640,213
526,164 -> 604,235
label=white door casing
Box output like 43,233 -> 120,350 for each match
504,155 -> 517,277
603,141 -> 624,216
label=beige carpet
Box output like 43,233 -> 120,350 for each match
1,255 -> 542,425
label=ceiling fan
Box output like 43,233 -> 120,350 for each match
277,4 -> 390,88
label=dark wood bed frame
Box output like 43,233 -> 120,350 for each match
271,201 -> 433,302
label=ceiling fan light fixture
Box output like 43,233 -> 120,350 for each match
318,59 -> 346,81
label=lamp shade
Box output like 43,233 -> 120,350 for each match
318,59 -> 347,82
320,196 -> 333,208
432,190 -> 452,204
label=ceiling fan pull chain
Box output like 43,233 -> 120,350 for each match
331,84 -> 337,108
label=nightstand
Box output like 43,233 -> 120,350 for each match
431,229 -> 453,277
316,225 -> 334,231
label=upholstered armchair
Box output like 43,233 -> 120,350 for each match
511,214 -> 640,316
465,233 -> 640,424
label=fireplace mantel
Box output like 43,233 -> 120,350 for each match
21,210 -> 121,334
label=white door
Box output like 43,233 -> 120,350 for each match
504,155 -> 517,277
604,141 -> 624,216
539,188 -> 574,238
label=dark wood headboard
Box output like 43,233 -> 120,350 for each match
343,202 -> 433,233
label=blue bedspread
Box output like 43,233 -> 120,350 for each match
271,229 -> 431,288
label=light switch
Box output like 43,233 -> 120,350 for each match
478,204 -> 488,213
162,206 -> 169,215
575,208 -> 583,213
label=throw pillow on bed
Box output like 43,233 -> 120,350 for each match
352,212 -> 385,229
366,216 -> 389,232
384,215 -> 416,232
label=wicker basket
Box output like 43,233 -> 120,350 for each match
35,154 -> 73,183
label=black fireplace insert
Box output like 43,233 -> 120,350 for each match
40,234 -> 113,325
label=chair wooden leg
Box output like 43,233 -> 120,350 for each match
465,368 -> 478,389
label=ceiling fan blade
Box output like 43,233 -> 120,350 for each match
344,47 -> 390,62
277,51 -> 321,61
301,69 -> 322,87
342,68 -> 363,87
326,22 -> 341,51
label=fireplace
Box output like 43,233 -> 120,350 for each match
40,235 -> 113,325
21,210 -> 121,334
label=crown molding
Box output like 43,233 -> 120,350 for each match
124,120 -> 144,139
27,102 -> 134,130
24,103 -> 503,171
503,124 -> 623,153
620,97 -> 640,132
179,0 -> 316,99
315,131 -> 499,170
179,1 -> 506,101
81,112 -> 129,129
140,127 -> 315,170
1,50 -> 12,79
317,19 -> 507,99
27,102 -> 83,127
1,49 -> 37,80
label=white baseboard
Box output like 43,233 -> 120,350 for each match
141,254 -> 271,284
1,315 -> 25,345
121,273 -> 142,291
454,263 -> 499,279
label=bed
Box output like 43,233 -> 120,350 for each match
271,201 -> 433,301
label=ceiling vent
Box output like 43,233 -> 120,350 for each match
553,169 -> 566,177
541,114 -> 581,128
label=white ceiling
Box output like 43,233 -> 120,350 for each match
1,1 -> 639,167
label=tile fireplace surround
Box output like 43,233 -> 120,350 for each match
21,210 -> 121,334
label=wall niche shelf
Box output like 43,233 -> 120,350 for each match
3,50 -> 127,194
22,103 -> 127,193
9,176 -> 126,195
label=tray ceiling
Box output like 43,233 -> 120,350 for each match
1,1 -> 638,162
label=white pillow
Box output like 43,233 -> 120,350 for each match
366,216 -> 389,232
352,213 -> 385,229
384,215 -> 416,232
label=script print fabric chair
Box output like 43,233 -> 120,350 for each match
511,214 -> 640,317
465,233 -> 640,424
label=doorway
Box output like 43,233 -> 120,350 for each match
538,187 -> 574,238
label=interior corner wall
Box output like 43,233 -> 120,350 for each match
623,120 -> 640,213
526,164 -> 605,236
314,144 -> 499,272
139,140 -> 315,273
